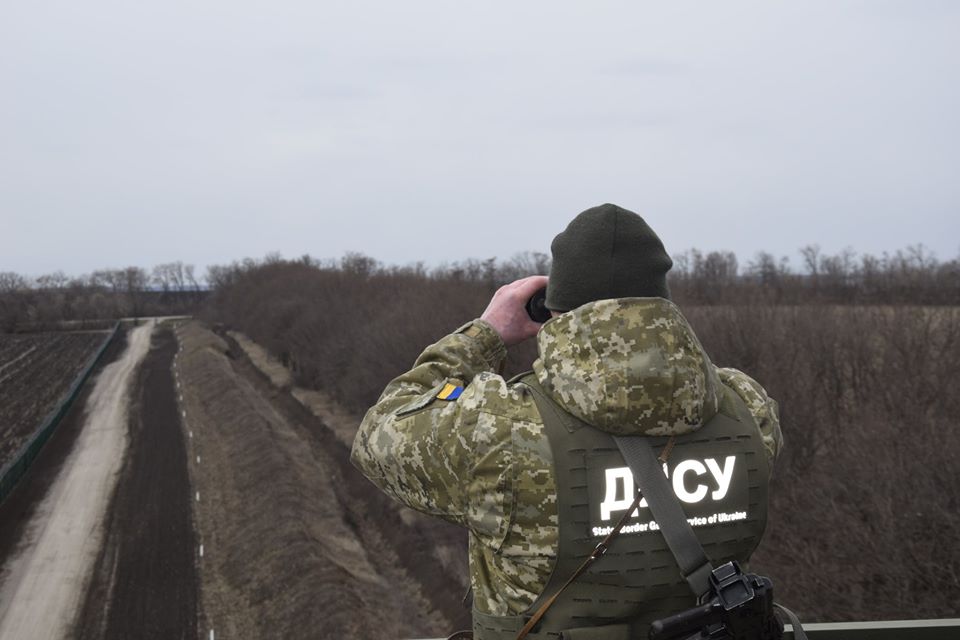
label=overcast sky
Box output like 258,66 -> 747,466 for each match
2,1 -> 958,278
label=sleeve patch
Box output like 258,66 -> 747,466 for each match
437,383 -> 464,400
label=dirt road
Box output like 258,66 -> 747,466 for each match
75,323 -> 197,640
0,323 -> 153,640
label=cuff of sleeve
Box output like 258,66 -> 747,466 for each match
456,319 -> 507,369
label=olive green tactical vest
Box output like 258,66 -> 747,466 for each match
472,374 -> 771,640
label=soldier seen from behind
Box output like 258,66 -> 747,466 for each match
352,204 -> 783,639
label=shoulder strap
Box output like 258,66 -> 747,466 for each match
613,435 -> 714,599
615,437 -> 810,640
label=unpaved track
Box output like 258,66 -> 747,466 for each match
75,323 -> 197,640
0,323 -> 153,640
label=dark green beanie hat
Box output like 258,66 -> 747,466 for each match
546,203 -> 672,311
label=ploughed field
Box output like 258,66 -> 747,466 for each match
0,331 -> 109,468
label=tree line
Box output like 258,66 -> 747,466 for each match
3,244 -> 958,332
0,262 -> 205,332
671,243 -> 959,305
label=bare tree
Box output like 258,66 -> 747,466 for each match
746,252 -> 792,300
0,272 -> 31,331
121,266 -> 150,317
152,264 -> 171,293
340,252 -> 380,278
36,271 -> 69,290
185,264 -> 199,291
799,244 -> 821,276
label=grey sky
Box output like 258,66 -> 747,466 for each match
2,1 -> 958,279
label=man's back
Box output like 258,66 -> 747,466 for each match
351,203 -> 783,636
351,297 -> 781,620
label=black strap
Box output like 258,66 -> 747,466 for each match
615,435 -> 809,640
613,435 -> 714,599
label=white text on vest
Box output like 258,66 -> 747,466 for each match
600,456 -> 737,521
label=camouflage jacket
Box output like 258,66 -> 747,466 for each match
351,298 -> 782,617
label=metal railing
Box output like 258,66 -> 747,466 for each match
416,618 -> 960,640
783,618 -> 960,639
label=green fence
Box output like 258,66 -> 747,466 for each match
0,323 -> 120,504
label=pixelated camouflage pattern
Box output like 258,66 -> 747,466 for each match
716,366 -> 783,465
534,298 -> 720,437
351,299 -> 782,617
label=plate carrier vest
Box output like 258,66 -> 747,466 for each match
471,373 -> 772,640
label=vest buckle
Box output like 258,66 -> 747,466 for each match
591,541 -> 609,559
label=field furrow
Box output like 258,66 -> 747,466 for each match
0,332 -> 110,468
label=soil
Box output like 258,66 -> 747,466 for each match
223,329 -> 472,630
176,321 -> 470,639
0,328 -> 129,574
0,323 -> 152,639
74,323 -> 198,640
229,329 -> 471,607
0,331 -> 110,469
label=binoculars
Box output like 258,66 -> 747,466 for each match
525,287 -> 551,323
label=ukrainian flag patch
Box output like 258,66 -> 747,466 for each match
437,383 -> 463,401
